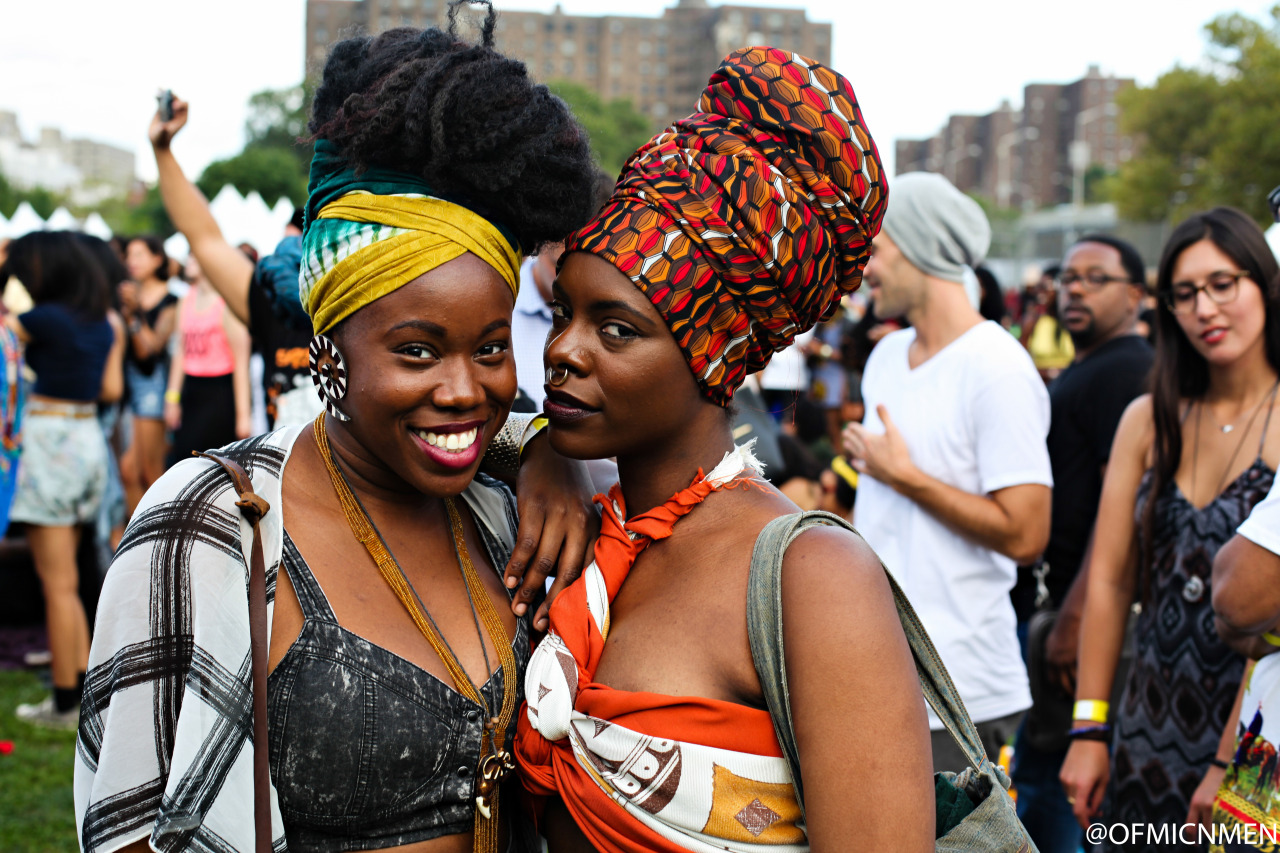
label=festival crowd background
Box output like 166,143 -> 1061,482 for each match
3,2 -> 1280,852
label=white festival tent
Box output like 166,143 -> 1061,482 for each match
45,207 -> 79,231
5,202 -> 45,238
83,212 -> 113,240
0,186 -> 292,255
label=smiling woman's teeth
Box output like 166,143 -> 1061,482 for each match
417,428 -> 478,452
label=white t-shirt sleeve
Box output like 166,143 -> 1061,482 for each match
1238,475 -> 1280,555
971,357 -> 1053,495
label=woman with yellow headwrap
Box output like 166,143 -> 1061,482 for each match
75,5 -> 602,853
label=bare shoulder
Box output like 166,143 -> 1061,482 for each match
779,523 -> 893,616
1113,393 -> 1155,467
1117,393 -> 1154,434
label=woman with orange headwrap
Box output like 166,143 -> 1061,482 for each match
514,47 -> 935,851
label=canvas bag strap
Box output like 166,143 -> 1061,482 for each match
746,511 -> 993,810
196,451 -> 272,853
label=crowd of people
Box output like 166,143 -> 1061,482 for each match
1,2 -> 1279,851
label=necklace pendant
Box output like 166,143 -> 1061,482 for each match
1183,574 -> 1206,603
475,748 -> 516,820
1222,424 -> 1234,434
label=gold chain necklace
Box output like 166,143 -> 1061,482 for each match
312,415 -> 516,853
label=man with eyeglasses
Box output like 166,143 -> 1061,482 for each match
1011,233 -> 1152,853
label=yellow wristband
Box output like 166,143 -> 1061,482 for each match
1073,700 -> 1110,723
164,390 -> 181,404
1263,632 -> 1280,647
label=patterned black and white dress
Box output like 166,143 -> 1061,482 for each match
1104,455 -> 1273,849
73,425 -> 523,853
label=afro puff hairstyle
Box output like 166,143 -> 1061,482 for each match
309,0 -> 602,253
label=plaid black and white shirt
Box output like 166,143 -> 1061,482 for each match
74,424 -> 520,853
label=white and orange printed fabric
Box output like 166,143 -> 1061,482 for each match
515,445 -> 809,853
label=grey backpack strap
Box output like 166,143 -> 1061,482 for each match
746,511 -> 995,811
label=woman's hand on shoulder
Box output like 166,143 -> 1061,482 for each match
780,526 -> 935,851
503,431 -> 600,632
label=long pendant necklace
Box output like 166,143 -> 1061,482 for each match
313,415 -> 516,853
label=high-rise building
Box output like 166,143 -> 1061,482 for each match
896,66 -> 1136,210
304,0 -> 832,128
0,113 -> 136,204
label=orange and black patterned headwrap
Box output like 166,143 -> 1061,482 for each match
564,46 -> 887,405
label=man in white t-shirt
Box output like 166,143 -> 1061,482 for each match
1211,475 -> 1280,838
843,172 -> 1052,772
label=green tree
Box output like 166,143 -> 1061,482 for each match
0,173 -> 66,220
196,84 -> 313,207
197,147 -> 309,207
548,81 -> 653,177
1113,7 -> 1280,224
93,186 -> 174,237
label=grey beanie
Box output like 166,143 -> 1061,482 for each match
880,172 -> 991,284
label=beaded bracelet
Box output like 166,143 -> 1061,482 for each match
1067,724 -> 1112,742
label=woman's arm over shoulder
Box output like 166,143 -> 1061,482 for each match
780,525 -> 934,851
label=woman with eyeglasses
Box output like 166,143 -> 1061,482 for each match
1060,207 -> 1280,847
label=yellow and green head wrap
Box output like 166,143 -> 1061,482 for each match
299,140 -> 523,335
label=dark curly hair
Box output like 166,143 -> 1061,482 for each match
309,0 -> 600,252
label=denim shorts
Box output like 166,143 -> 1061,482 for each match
126,360 -> 168,420
10,402 -> 108,527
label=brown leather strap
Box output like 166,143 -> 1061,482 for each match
196,451 -> 272,853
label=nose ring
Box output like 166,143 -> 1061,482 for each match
546,366 -> 570,387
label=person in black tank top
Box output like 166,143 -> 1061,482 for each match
1063,207 -> 1280,845
118,235 -> 178,517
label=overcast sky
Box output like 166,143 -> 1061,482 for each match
0,0 -> 1271,183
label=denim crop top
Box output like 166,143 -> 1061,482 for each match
267,511 -> 530,851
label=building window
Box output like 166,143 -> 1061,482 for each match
656,63 -> 667,76
586,40 -> 597,54
767,13 -> 784,28
638,41 -> 652,55
610,62 -> 622,77
544,40 -> 555,53
545,20 -> 556,32
610,20 -> 623,34
543,60 -> 555,75
657,23 -> 668,36
639,62 -> 650,74
564,60 -> 574,74
317,27 -> 329,41
524,19 -> 536,33
657,43 -> 667,57
561,40 -> 576,55
586,61 -> 597,75
657,83 -> 666,96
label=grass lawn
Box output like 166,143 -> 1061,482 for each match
0,669 -> 78,853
